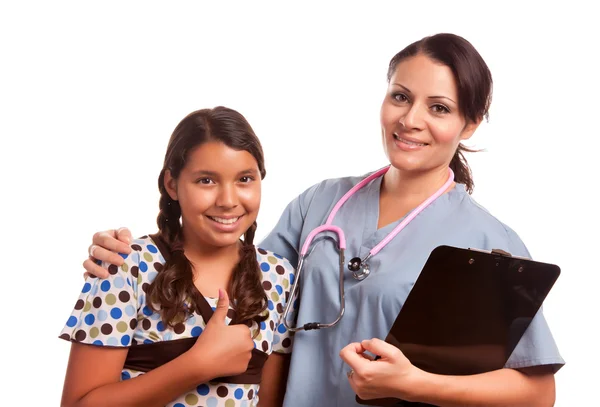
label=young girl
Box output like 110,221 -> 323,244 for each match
59,107 -> 294,407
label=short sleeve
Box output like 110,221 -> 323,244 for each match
259,183 -> 320,268
502,226 -> 565,372
270,255 -> 296,354
59,258 -> 139,347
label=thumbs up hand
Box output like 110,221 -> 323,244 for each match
190,289 -> 255,378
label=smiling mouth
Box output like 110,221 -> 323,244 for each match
207,216 -> 242,225
393,133 -> 428,146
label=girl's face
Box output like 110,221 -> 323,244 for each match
165,141 -> 262,250
380,54 -> 480,174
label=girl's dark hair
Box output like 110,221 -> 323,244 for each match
146,106 -> 268,328
387,33 -> 493,193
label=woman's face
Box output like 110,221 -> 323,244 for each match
380,54 -> 479,174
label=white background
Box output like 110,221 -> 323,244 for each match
1,1 -> 598,405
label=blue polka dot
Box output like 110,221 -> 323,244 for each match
191,326 -> 203,337
273,335 -> 280,345
150,312 -> 161,321
278,323 -> 287,334
186,315 -> 196,325
132,252 -> 140,263
111,308 -> 123,319
156,321 -> 165,332
97,310 -> 108,321
197,384 -> 210,396
119,252 -> 129,260
206,396 -> 218,407
276,285 -> 283,295
241,401 -> 249,407
260,262 -> 270,272
66,316 -> 78,327
81,283 -> 91,293
163,332 -> 173,341
93,340 -> 103,345
211,306 -> 217,311
113,277 -> 125,288
101,280 -> 111,292
126,278 -> 132,287
267,300 -> 274,311
260,321 -> 266,330
84,314 -> 95,325
143,339 -> 154,344
121,335 -> 131,346
234,388 -> 244,399
266,330 -> 273,342
107,337 -> 118,346
270,273 -> 278,283
142,306 -> 153,316
148,271 -> 158,283
91,283 -> 99,296
273,252 -> 283,259
121,371 -> 131,380
173,404 -> 185,407
147,244 -> 158,253
125,305 -> 135,317
290,273 -> 295,285
139,261 -> 148,272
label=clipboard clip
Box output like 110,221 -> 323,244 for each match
468,247 -> 531,261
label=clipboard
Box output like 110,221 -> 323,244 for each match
356,245 -> 560,406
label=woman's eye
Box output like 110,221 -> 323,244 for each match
392,93 -> 408,102
197,178 -> 213,184
432,104 -> 450,114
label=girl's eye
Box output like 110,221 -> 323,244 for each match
197,178 -> 214,185
239,176 -> 254,183
392,93 -> 409,102
432,104 -> 450,114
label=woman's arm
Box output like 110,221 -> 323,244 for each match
340,339 -> 556,407
257,353 -> 291,407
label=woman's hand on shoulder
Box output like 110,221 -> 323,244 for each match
83,228 -> 133,278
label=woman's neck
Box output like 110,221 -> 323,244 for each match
381,165 -> 454,203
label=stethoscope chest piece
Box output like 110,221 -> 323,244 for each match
349,257 -> 370,281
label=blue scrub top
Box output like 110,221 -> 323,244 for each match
260,171 -> 564,407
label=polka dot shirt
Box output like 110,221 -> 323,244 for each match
60,236 -> 295,407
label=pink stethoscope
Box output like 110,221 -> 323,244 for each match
282,166 -> 455,332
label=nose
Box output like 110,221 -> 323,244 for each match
215,184 -> 239,209
400,102 -> 425,130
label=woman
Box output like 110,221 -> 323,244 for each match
81,34 -> 563,406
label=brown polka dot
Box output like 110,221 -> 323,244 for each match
153,262 -> 163,272
257,248 -> 267,255
74,299 -> 85,310
130,266 -> 139,278
101,323 -> 113,335
248,389 -> 254,399
93,297 -> 102,308
275,265 -> 285,275
129,319 -> 138,330
217,386 -> 228,397
142,283 -> 150,293
282,338 -> 291,348
226,309 -> 236,320
75,330 -> 87,341
59,333 -> 71,341
276,303 -> 284,313
174,323 -> 185,334
262,281 -> 272,290
131,244 -> 142,251
261,341 -> 269,352
269,320 -> 275,330
119,291 -> 130,303
142,319 -> 151,330
140,235 -> 148,239
108,264 -> 119,275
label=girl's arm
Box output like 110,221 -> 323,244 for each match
257,353 -> 291,407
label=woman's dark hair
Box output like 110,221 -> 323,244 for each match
387,33 -> 493,193
146,106 -> 268,329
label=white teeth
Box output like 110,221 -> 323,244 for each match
209,216 -> 239,224
394,134 -> 427,146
